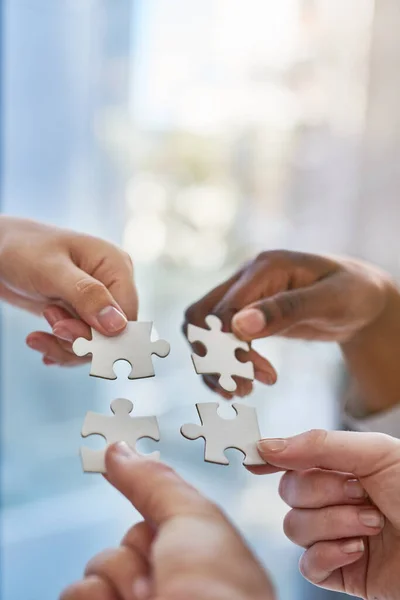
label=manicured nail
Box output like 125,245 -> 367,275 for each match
52,325 -> 74,343
232,308 -> 265,335
111,441 -> 139,461
345,479 -> 367,500
133,577 -> 152,599
26,338 -> 47,352
258,438 -> 287,453
359,508 -> 384,528
97,306 -> 127,333
341,539 -> 365,554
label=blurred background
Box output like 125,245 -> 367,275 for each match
1,1 -> 400,599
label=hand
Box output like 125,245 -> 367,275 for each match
60,443 -> 276,600
256,429 -> 400,599
183,250 -> 396,406
0,217 -> 138,366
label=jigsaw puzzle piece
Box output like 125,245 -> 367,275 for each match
181,402 -> 265,466
187,315 -> 254,392
73,334 -> 116,380
73,331 -> 118,379
80,447 -> 107,473
72,322 -> 171,380
181,403 -> 229,465
126,336 -> 171,380
80,398 -> 160,473
151,339 -> 170,358
191,355 -> 254,392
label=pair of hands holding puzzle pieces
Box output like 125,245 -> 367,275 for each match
73,315 -> 265,473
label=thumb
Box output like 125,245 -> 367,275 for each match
54,262 -> 129,335
258,429 -> 400,477
258,429 -> 400,524
231,281 -> 332,340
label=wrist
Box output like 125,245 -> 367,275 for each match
347,277 -> 400,344
342,278 -> 400,415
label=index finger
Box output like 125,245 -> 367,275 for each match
183,268 -> 244,333
105,443 -> 220,526
258,429 -> 400,479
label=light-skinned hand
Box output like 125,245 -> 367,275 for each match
256,429 -> 400,599
0,217 -> 138,366
60,443 -> 276,600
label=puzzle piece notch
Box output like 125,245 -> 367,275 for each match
80,397 -> 160,473
188,315 -> 254,392
180,402 -> 265,466
72,321 -> 170,380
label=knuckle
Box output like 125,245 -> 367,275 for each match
276,292 -> 303,320
254,250 -> 277,264
75,277 -> 106,298
283,510 -> 299,543
278,471 -> 293,504
305,429 -> 329,453
59,582 -> 88,600
121,521 -> 149,548
122,250 -> 134,270
118,250 -> 134,275
255,251 -> 271,264
84,548 -> 116,576
255,249 -> 292,265
279,470 -> 314,507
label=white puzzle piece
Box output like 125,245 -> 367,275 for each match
188,315 -> 254,392
180,402 -> 265,466
72,321 -> 170,380
80,398 -> 160,473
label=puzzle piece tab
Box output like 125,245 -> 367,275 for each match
73,321 -> 170,380
80,398 -> 160,473
188,315 -> 254,392
180,402 -> 265,466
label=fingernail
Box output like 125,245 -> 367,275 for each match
359,508 -> 384,528
233,308 -> 265,335
26,338 -> 46,352
133,577 -> 152,599
258,438 -> 287,453
345,479 -> 367,500
97,306 -> 127,333
111,441 -> 140,461
341,539 -> 365,554
52,325 -> 74,343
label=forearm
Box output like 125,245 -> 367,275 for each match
0,215 -> 30,305
341,280 -> 400,416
